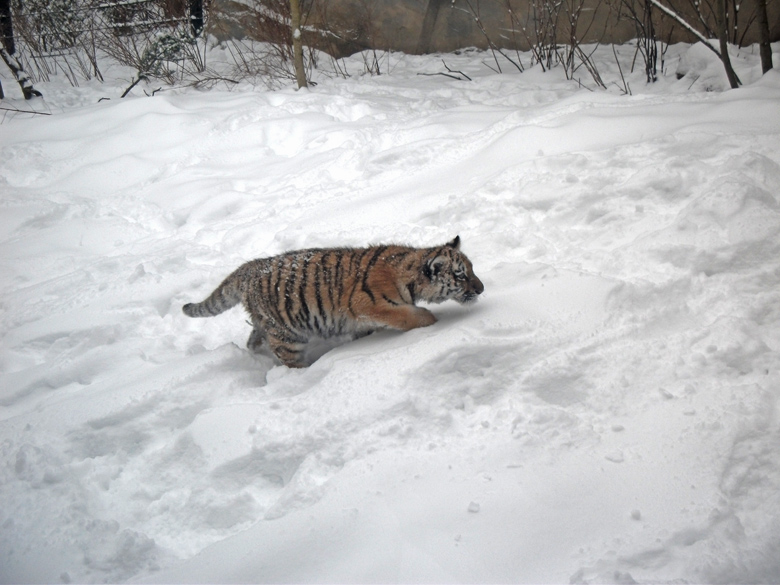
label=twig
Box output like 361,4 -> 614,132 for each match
121,74 -> 147,98
418,60 -> 472,81
482,60 -> 500,74
418,72 -> 465,81
442,59 -> 471,80
191,75 -> 240,89
0,105 -> 51,115
612,44 -> 631,95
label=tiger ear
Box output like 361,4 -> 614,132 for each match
446,235 -> 461,250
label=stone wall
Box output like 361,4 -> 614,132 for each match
208,0 -> 780,58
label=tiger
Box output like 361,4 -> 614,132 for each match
182,236 -> 484,368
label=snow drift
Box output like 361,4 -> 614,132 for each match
1,43 -> 780,583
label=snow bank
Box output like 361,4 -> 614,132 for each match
1,43 -> 780,584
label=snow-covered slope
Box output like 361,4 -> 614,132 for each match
1,44 -> 780,584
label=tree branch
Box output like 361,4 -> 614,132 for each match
647,0 -> 722,59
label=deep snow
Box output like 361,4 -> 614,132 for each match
1,42 -> 780,584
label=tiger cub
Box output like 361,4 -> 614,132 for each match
182,236 -> 483,367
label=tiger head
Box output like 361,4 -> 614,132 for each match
419,236 -> 484,304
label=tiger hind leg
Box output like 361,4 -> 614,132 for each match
247,327 -> 265,353
266,329 -> 309,368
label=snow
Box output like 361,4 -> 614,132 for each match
1,42 -> 780,583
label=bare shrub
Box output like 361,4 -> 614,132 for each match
9,0 -> 210,90
612,0 -> 658,82
458,0 -> 524,72
11,0 -> 104,84
215,0 -> 319,88
94,0 -> 210,86
515,0 -> 607,87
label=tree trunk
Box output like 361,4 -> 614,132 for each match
643,0 -> 657,82
715,0 -> 740,88
189,0 -> 204,37
0,0 -> 9,99
289,0 -> 307,89
1,0 -> 14,55
416,0 -> 446,54
0,48 -> 43,100
755,0 -> 772,74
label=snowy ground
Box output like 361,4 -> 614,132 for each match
1,42 -> 780,584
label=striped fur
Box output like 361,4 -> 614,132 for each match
182,236 -> 483,367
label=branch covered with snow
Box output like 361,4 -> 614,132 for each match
647,0 -> 722,58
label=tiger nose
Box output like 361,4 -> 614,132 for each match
473,277 -> 484,295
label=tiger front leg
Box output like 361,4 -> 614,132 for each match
365,304 -> 437,332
